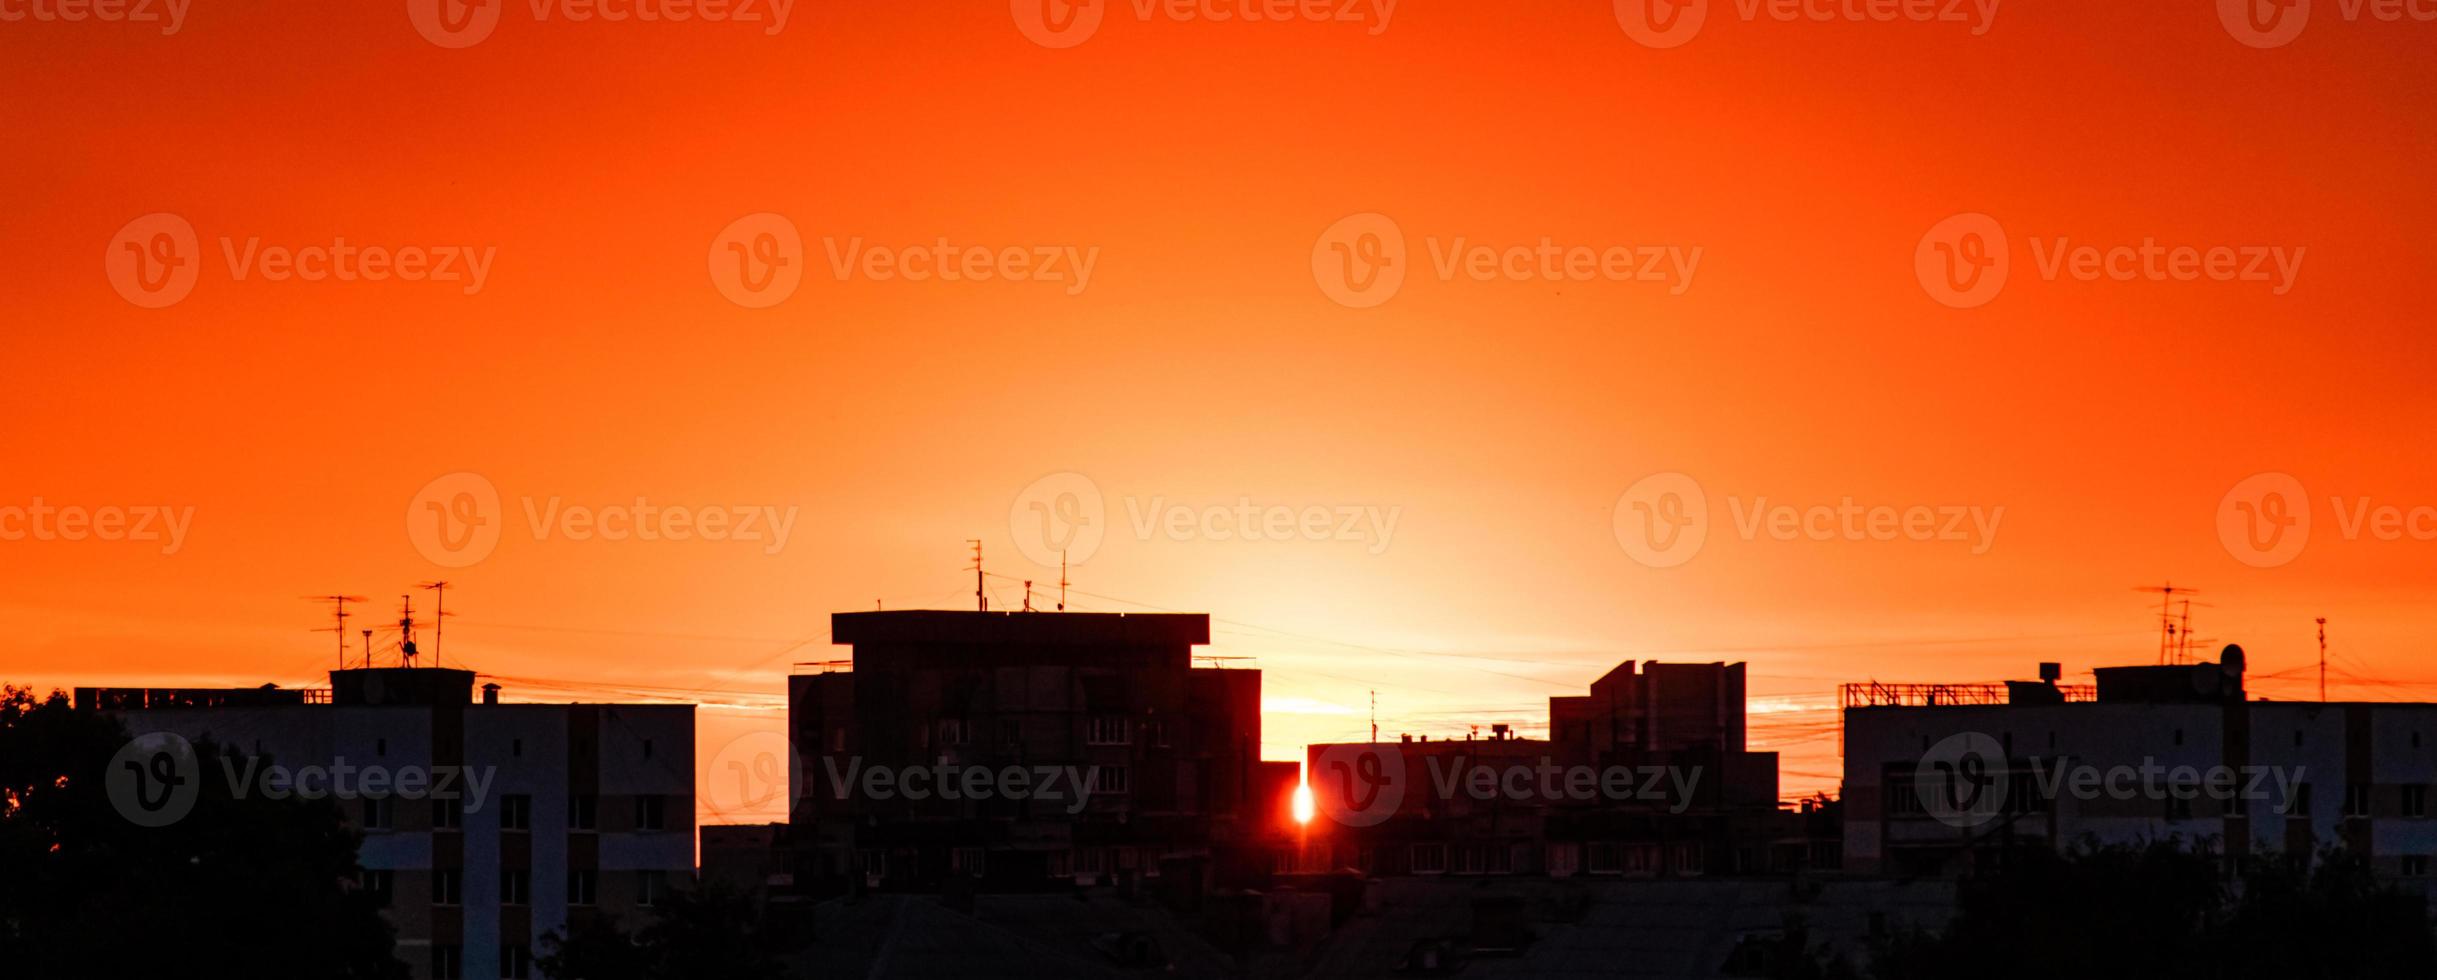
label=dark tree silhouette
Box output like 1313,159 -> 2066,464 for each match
0,687 -> 405,980
1870,840 -> 2437,980
538,879 -> 781,980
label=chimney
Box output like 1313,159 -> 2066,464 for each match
481,683 -> 500,705
2038,662 -> 2062,684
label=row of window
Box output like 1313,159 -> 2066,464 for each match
358,794 -> 670,832
430,943 -> 534,980
357,868 -> 666,908
867,716 -> 1181,751
1887,778 -> 2436,820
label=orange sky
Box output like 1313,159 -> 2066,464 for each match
7,1 -> 2437,822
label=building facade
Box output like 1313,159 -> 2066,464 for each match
1844,647 -> 2437,888
1300,661 -> 1818,880
82,668 -> 694,980
788,610 -> 1292,893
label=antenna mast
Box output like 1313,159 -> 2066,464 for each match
1370,690 -> 1378,743
361,629 -> 374,667
398,595 -> 419,669
419,581 -> 450,667
1059,551 -> 1068,612
305,595 -> 370,670
2136,584 -> 2199,665
2318,617 -> 2329,702
968,539 -> 987,612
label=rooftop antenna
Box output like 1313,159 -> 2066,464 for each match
305,595 -> 369,670
2318,617 -> 2329,702
419,581 -> 450,667
1022,580 -> 1034,613
2136,584 -> 2200,665
969,539 -> 987,612
398,594 -> 419,668
1370,690 -> 1378,744
360,629 -> 374,667
1058,551 -> 1068,612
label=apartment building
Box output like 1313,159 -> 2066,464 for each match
82,667 -> 694,980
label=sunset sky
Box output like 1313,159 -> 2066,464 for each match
7,1 -> 2437,822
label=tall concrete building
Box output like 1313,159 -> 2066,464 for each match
1844,646 -> 2437,889
788,610 -> 1292,892
82,668 -> 694,980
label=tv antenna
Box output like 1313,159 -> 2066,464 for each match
398,594 -> 420,668
1058,551 -> 1069,612
1022,580 -> 1035,613
361,629 -> 374,668
1370,690 -> 1379,743
968,539 -> 987,612
419,581 -> 451,666
304,595 -> 370,670
2135,584 -> 2200,664
2317,617 -> 2329,702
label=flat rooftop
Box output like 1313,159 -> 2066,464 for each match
831,610 -> 1210,648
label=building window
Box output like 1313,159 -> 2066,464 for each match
375,737 -> 387,757
1088,715 -> 1131,745
1412,843 -> 1448,875
1075,847 -> 1107,878
1587,842 -> 1624,875
643,738 -> 655,759
636,794 -> 667,832
568,869 -> 597,906
2173,729 -> 2184,747
2224,793 -> 2248,819
2406,786 -> 2428,819
570,795 -> 598,832
998,719 -> 1021,745
2406,855 -> 2431,878
359,869 -> 393,906
2346,785 -> 2373,818
1148,719 -> 1171,748
501,869 -> 530,906
432,946 -> 462,980
362,796 -> 392,831
831,726 -> 848,752
433,796 -> 462,831
501,794 -> 532,831
1046,850 -> 1071,877
952,847 -> 985,876
501,944 -> 532,980
637,870 -> 666,907
940,719 -> 971,745
512,738 -> 523,758
434,869 -> 461,906
1094,766 -> 1130,795
2287,782 -> 2313,816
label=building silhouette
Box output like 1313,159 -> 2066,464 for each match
81,667 -> 693,980
788,610 -> 1297,894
